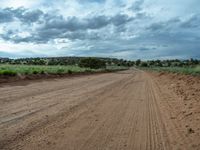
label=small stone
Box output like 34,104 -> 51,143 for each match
188,128 -> 195,134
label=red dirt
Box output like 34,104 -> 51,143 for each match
150,71 -> 200,147
0,69 -> 199,150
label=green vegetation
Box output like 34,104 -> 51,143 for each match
135,59 -> 199,67
134,58 -> 200,75
0,57 -> 132,77
0,64 -> 129,76
79,57 -> 106,69
0,65 -> 94,76
0,70 -> 17,76
0,57 -> 200,76
0,57 -> 134,67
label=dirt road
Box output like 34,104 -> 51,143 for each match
0,70 -> 199,150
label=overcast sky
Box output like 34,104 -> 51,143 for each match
0,0 -> 199,60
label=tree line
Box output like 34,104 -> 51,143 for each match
136,59 -> 200,67
0,57 -> 134,69
0,57 -> 199,69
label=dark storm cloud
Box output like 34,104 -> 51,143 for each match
0,7 -> 43,24
146,16 -> 200,33
138,47 -> 156,51
42,14 -> 133,31
144,17 -> 200,58
0,8 -> 14,23
0,9 -> 134,43
146,18 -> 181,32
146,23 -> 164,31
0,30 -> 13,41
15,8 -> 43,23
180,14 -> 200,28
35,29 -> 101,42
0,30 -> 34,43
111,14 -> 133,26
129,0 -> 144,11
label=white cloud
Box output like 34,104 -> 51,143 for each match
0,0 -> 39,8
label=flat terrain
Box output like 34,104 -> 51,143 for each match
0,69 -> 199,150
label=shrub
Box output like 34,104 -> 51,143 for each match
68,69 -> 72,74
79,58 -> 106,69
23,69 -> 31,75
1,70 -> 17,76
24,71 -> 29,75
33,70 -> 39,74
140,62 -> 148,67
40,70 -> 45,74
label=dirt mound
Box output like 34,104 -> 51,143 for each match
155,72 -> 200,102
150,71 -> 200,149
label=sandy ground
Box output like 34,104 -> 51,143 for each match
0,69 -> 199,150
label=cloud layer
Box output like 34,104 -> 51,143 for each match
0,0 -> 199,59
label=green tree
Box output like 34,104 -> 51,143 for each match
140,62 -> 148,67
136,59 -> 141,66
79,58 -> 106,69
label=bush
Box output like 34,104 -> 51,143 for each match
68,69 -> 72,74
40,70 -> 45,74
24,71 -> 29,75
33,70 -> 39,74
79,58 -> 106,69
140,62 -> 148,67
1,70 -> 17,76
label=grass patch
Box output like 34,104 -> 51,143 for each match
0,64 -> 128,76
0,65 -> 92,75
106,65 -> 129,71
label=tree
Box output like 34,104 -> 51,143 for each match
79,58 -> 106,69
140,62 -> 148,67
136,59 -> 141,66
